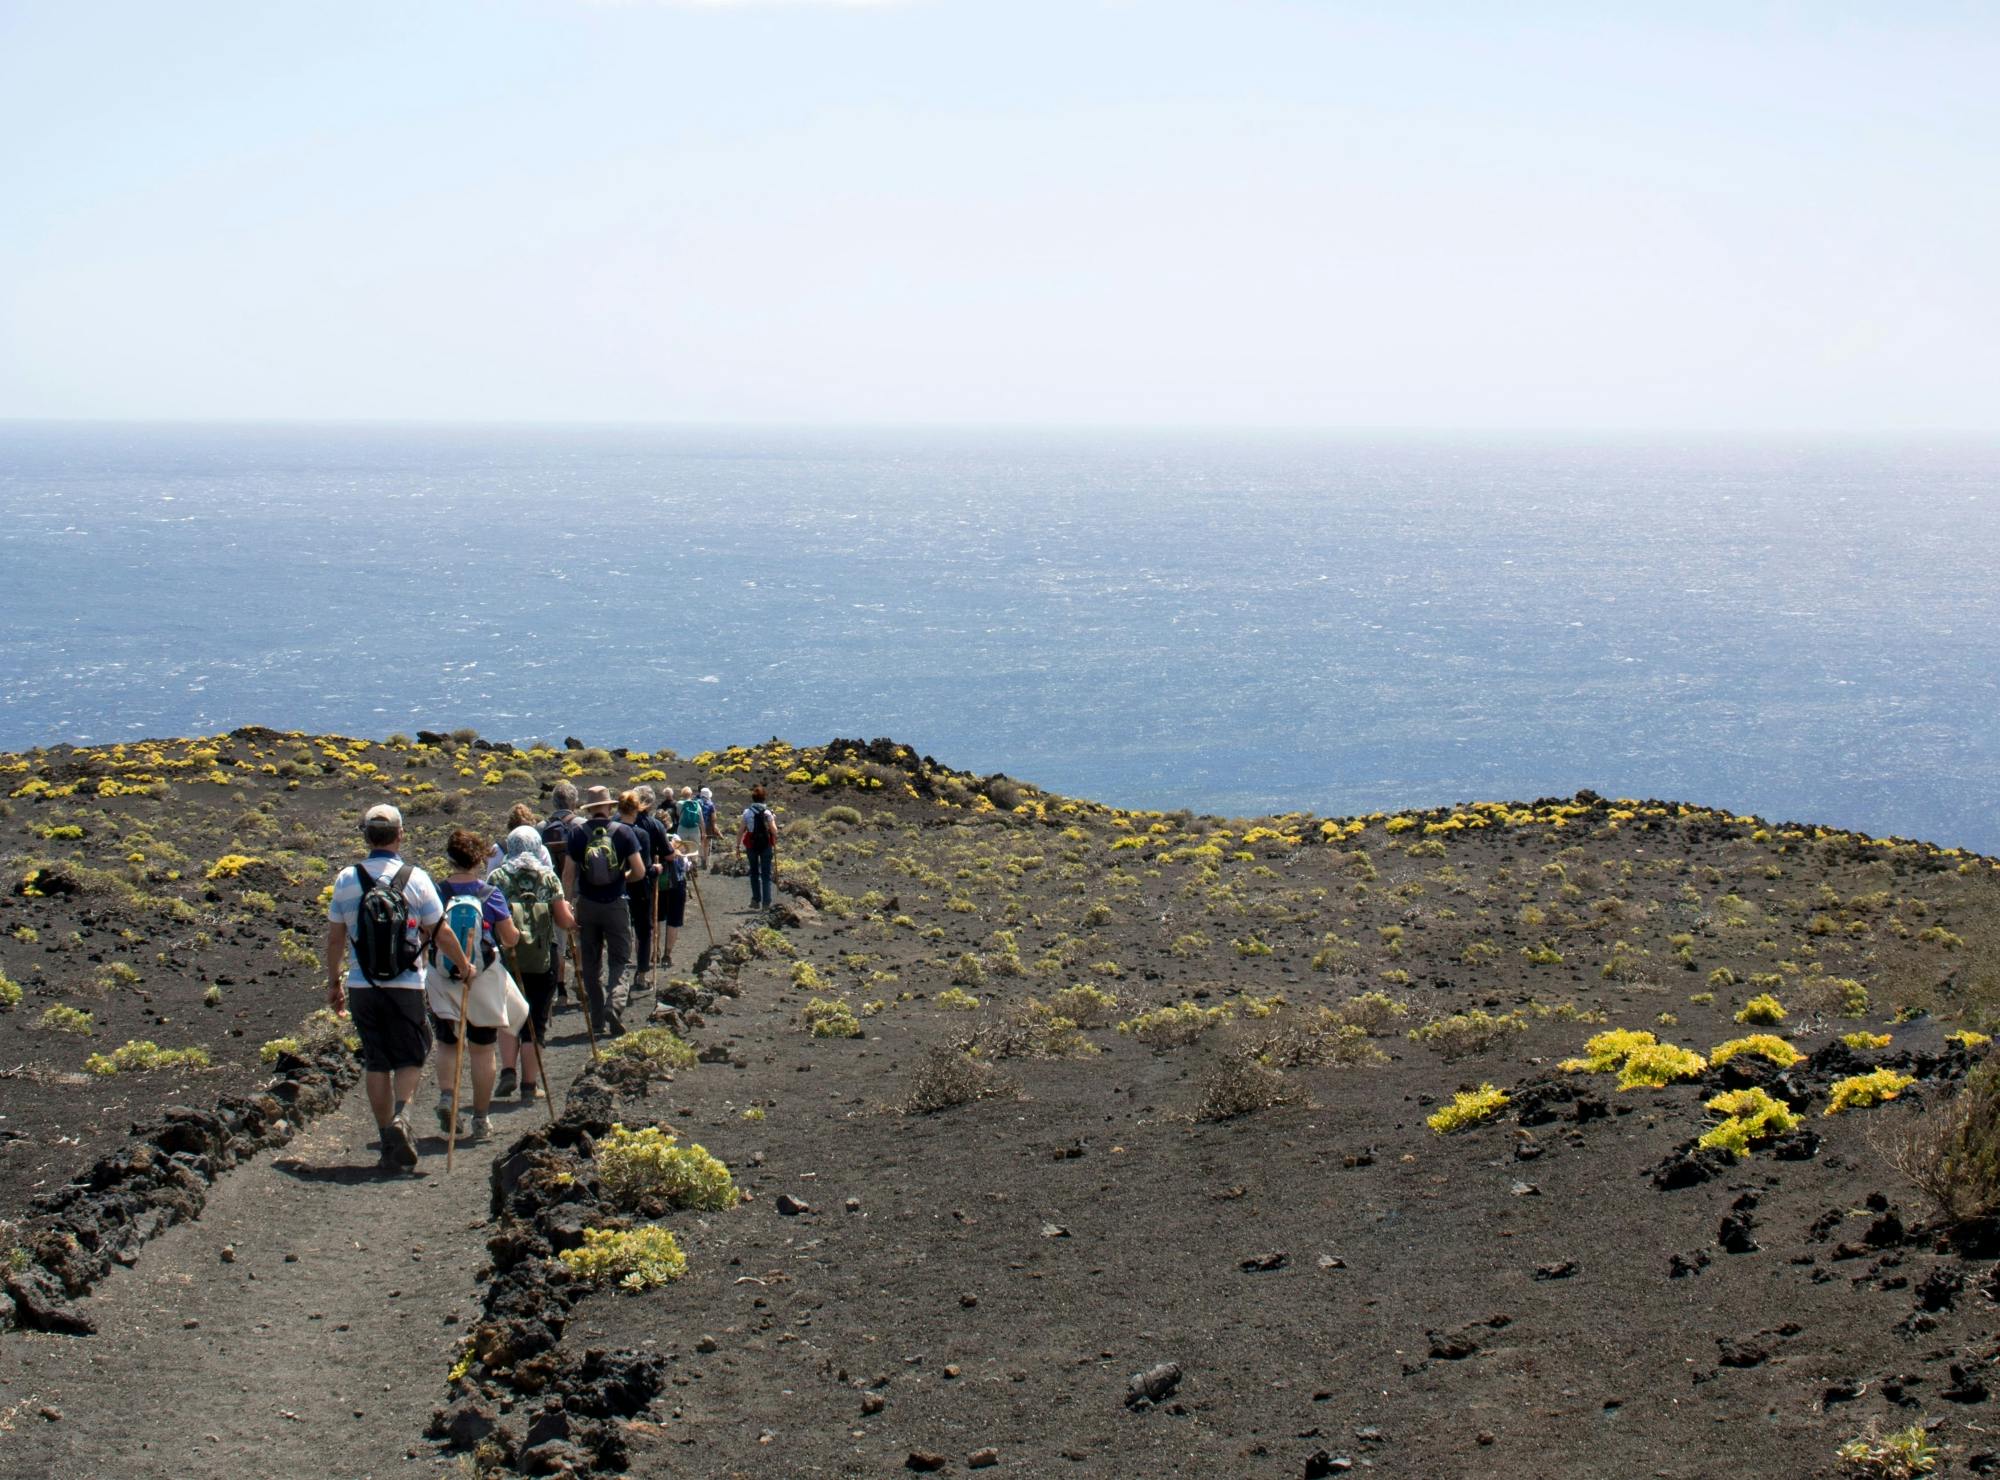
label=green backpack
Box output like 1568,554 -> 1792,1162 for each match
497,868 -> 555,975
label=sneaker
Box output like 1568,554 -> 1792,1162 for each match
468,1114 -> 493,1142
494,1067 -> 517,1098
379,1116 -> 418,1171
435,1101 -> 460,1137
518,1080 -> 540,1103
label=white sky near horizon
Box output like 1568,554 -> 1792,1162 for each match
0,1 -> 1995,432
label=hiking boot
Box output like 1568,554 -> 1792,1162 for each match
518,1079 -> 540,1103
468,1114 -> 493,1142
379,1116 -> 418,1171
436,1101 -> 463,1137
494,1067 -> 517,1098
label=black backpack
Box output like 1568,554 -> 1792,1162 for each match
748,804 -> 774,849
352,862 -> 418,984
540,815 -> 570,866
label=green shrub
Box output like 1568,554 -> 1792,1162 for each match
1825,1069 -> 1914,1115
37,1004 -> 92,1034
802,997 -> 862,1038
1048,983 -> 1119,1028
1428,1084 -> 1509,1134
1616,1043 -> 1708,1090
1835,1420 -> 1938,1477
558,1226 -> 687,1291
1735,993 -> 1786,1025
0,971 -> 20,1011
1843,1031 -> 1893,1050
1520,944 -> 1564,966
600,1027 -> 699,1079
1796,975 -> 1870,1018
1118,1001 -> 1232,1046
935,986 -> 981,1011
1407,1009 -> 1526,1060
1330,992 -> 1409,1035
258,1008 -> 358,1063
596,1123 -> 738,1211
820,805 -> 863,826
1709,1034 -> 1803,1068
1699,1087 -> 1802,1157
84,1040 -> 212,1075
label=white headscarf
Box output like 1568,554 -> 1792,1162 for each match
498,823 -> 556,878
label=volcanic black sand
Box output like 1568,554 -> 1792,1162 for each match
2,729 -> 1997,1479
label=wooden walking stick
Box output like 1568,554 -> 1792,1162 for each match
444,960 -> 474,1173
650,873 -> 662,975
689,866 -> 717,948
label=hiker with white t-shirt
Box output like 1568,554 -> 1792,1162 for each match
324,803 -> 474,1172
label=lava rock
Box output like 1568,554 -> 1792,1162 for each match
1127,1362 -> 1183,1408
1651,1144 -> 1736,1191
427,1398 -> 498,1449
1716,1337 -> 1769,1369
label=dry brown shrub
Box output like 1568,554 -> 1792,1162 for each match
898,1045 -> 1016,1115
1878,1062 -> 2000,1227
1194,1051 -> 1292,1121
974,1001 -> 1096,1061
1250,1014 -> 1390,1069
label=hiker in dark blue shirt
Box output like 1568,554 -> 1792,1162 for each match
560,786 -> 644,1036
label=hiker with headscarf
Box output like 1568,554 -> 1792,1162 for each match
489,823 -> 574,1101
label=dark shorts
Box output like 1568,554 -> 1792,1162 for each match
348,986 -> 432,1072
516,970 -> 558,1045
660,885 -> 687,928
430,1014 -> 499,1048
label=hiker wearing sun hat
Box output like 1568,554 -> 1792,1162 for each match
561,785 -> 645,1037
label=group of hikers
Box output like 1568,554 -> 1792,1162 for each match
323,777 -> 782,1171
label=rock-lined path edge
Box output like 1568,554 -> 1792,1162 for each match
0,1032 -> 592,1480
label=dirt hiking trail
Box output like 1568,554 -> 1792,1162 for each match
0,1034 -> 592,1480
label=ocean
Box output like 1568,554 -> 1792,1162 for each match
1,423 -> 1995,853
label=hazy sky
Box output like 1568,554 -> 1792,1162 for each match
1,2 -> 1994,429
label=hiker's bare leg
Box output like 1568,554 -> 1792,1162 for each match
370,1065 -> 423,1131
468,1043 -> 497,1114
498,1030 -> 520,1073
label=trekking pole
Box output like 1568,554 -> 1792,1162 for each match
690,867 -> 717,948
445,966 -> 473,1173
650,875 -> 662,975
565,927 -> 600,1061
